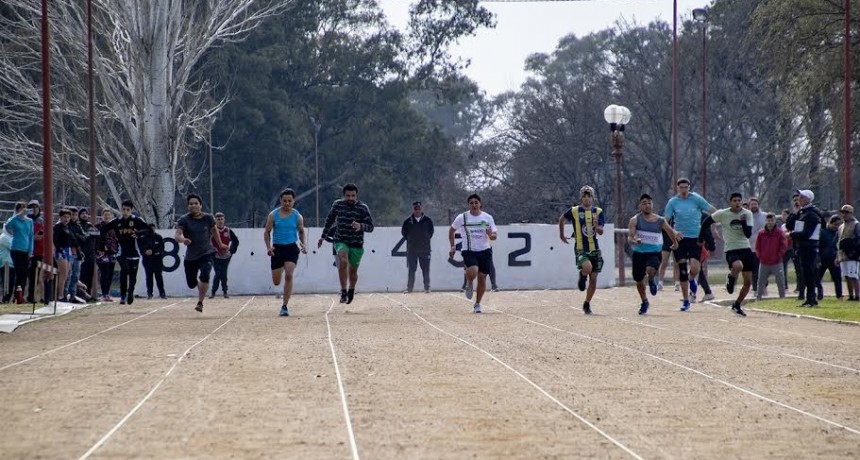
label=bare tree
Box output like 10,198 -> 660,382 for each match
0,0 -> 292,226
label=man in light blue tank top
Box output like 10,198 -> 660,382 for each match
628,194 -> 677,315
264,188 -> 307,317
663,178 -> 716,311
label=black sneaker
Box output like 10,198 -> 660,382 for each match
578,274 -> 587,292
339,291 -> 348,303
195,301 -> 204,312
582,301 -> 592,315
731,302 -> 746,317
223,292 -> 229,299
648,277 -> 658,296
209,293 -> 215,299
726,275 -> 736,294
346,289 -> 355,304
127,293 -> 135,305
638,300 -> 649,315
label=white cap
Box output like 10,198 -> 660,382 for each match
795,189 -> 814,202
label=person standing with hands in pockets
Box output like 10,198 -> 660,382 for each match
317,184 -> 374,304
264,189 -> 307,317
449,194 -> 497,314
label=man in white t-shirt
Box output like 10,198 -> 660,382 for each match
449,194 -> 498,314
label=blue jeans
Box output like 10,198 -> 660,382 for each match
65,257 -> 82,299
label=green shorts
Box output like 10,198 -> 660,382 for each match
575,250 -> 603,273
334,242 -> 365,267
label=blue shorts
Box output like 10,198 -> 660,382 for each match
54,247 -> 73,262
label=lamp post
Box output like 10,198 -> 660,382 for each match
604,104 -> 632,287
844,0 -> 853,205
693,7 -> 708,197
671,0 -> 679,190
311,117 -> 321,227
209,118 -> 216,211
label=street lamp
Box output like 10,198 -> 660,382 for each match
693,7 -> 708,197
311,117 -> 321,227
604,104 -> 632,287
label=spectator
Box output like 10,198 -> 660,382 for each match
138,223 -> 167,299
26,200 -> 45,303
94,208 -> 119,302
748,197 -> 767,291
787,189 -> 824,307
401,201 -> 434,293
755,213 -> 788,299
4,202 -> 34,304
837,205 -> 860,301
818,215 -> 843,300
77,208 -> 100,297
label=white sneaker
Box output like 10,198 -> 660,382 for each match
473,303 -> 482,314
657,282 -> 664,291
673,282 -> 680,291
703,293 -> 715,301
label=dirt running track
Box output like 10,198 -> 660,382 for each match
0,288 -> 858,459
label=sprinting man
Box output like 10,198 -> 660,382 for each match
99,200 -> 149,304
449,193 -> 497,314
317,183 -> 374,304
558,185 -> 604,315
701,192 -> 753,316
628,194 -> 677,315
663,178 -> 716,311
264,189 -> 307,317
174,194 -> 226,313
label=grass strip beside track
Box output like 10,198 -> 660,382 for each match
752,298 -> 860,322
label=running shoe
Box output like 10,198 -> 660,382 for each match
578,274 -> 587,292
726,274 -> 736,294
690,279 -> 698,299
279,305 -> 289,317
346,289 -> 355,304
339,291 -> 348,303
195,301 -> 204,312
582,301 -> 592,315
465,281 -> 474,300
703,293 -> 715,301
673,282 -> 680,291
473,303 -> 482,314
680,299 -> 691,312
648,277 -> 658,296
657,282 -> 664,291
639,300 -> 650,315
731,302 -> 747,316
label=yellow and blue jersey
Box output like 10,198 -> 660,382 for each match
563,206 -> 604,252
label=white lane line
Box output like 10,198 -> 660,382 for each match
325,298 -> 361,460
479,298 -> 860,436
0,300 -> 188,372
78,297 -> 255,460
386,294 -> 644,460
614,316 -> 860,374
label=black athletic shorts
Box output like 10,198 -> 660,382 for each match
462,249 -> 493,274
725,248 -> 756,272
632,252 -> 662,282
184,253 -> 214,288
271,244 -> 300,270
661,229 -> 673,252
673,237 -> 701,262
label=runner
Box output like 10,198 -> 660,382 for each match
99,200 -> 149,304
317,184 -> 374,304
627,194 -> 677,315
558,185 -> 604,314
174,194 -> 226,312
264,189 -> 307,316
663,178 -> 716,311
701,192 -> 753,316
449,193 -> 497,313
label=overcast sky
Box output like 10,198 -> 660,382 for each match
379,0 -> 706,95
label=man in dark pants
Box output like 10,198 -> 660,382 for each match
138,223 -> 167,299
26,200 -> 44,304
818,215 -> 843,300
210,212 -> 239,299
99,200 -> 150,305
787,189 -> 824,307
77,208 -> 100,300
401,201 -> 434,293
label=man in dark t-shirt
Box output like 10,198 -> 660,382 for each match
175,194 -> 226,312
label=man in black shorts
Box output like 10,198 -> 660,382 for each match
628,194 -> 677,315
701,192 -> 753,316
175,194 -> 227,312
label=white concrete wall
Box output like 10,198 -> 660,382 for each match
134,224 -> 616,296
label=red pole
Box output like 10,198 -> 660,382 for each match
701,21 -> 708,197
845,0 -> 853,205
87,0 -> 97,216
671,0 -> 678,192
41,0 -> 53,261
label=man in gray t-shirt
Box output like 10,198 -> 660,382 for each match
174,194 -> 227,312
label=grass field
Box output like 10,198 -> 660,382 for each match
751,297 -> 860,322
